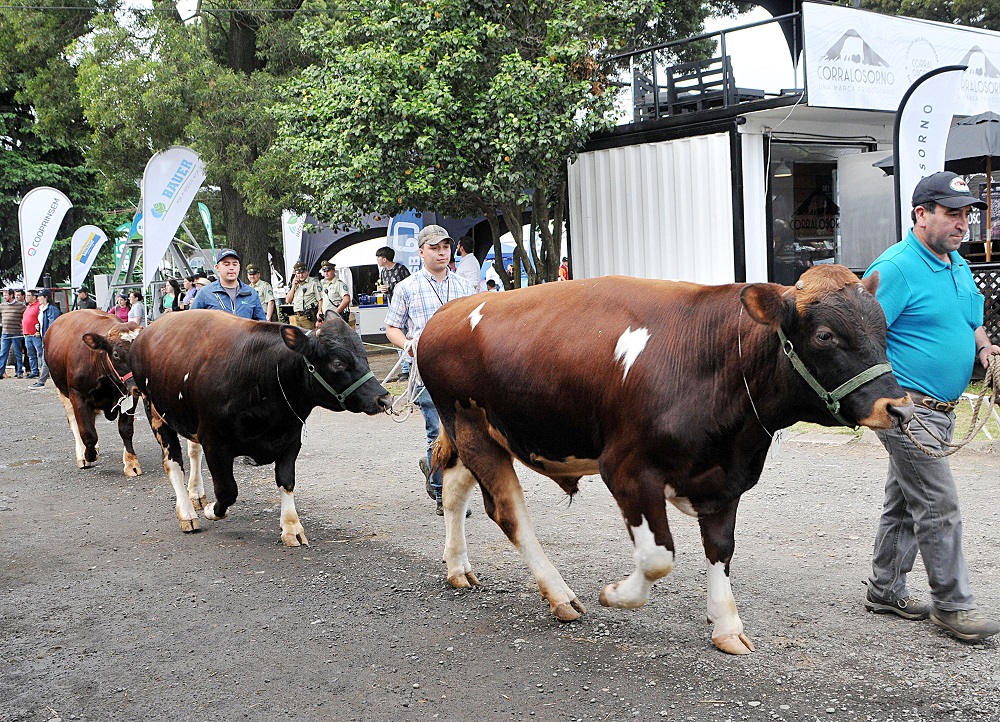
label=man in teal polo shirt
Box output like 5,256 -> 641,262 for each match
863,171 -> 999,642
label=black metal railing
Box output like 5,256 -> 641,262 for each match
606,12 -> 803,124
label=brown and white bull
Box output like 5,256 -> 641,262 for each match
128,310 -> 392,546
418,265 -> 913,654
45,310 -> 143,476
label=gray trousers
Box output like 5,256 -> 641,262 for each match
870,405 -> 975,611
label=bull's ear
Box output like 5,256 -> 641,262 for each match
280,324 -> 309,354
323,309 -> 340,324
82,332 -> 110,352
861,271 -> 879,296
741,283 -> 790,327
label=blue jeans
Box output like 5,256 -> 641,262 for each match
870,405 -> 975,611
23,334 -> 42,376
0,333 -> 24,376
414,384 -> 442,500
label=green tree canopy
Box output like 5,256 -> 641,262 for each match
273,0 -> 723,285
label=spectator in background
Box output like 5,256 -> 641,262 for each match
22,290 -> 41,379
76,288 -> 97,310
486,279 -> 500,292
285,261 -> 321,329
159,278 -> 182,314
455,236 -> 481,289
182,276 -> 199,310
246,264 -> 276,321
190,248 -> 266,319
112,292 -> 130,322
0,288 -> 26,379
127,290 -> 147,326
319,260 -> 354,328
29,288 -> 61,390
375,246 -> 410,302
558,256 -> 571,281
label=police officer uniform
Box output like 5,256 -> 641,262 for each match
286,261 -> 321,329
245,264 -> 276,321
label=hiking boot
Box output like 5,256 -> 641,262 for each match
420,457 -> 434,499
930,608 -> 1000,642
864,590 -> 930,620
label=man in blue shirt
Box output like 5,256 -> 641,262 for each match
190,248 -> 266,320
863,171 -> 999,642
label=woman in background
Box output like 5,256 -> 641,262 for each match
160,278 -> 182,314
112,292 -> 130,322
127,290 -> 147,326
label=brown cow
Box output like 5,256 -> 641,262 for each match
418,265 -> 914,654
129,310 -> 392,546
45,309 -> 143,476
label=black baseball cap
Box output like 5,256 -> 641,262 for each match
912,171 -> 987,210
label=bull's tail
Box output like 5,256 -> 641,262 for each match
431,428 -> 459,477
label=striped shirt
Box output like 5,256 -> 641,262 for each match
384,268 -> 478,339
1,300 -> 25,336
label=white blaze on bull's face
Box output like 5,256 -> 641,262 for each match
119,329 -> 140,343
614,327 -> 650,381
468,301 -> 487,331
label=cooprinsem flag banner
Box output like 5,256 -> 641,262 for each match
281,210 -> 306,282
70,225 -> 110,289
19,186 -> 73,291
141,146 -> 206,288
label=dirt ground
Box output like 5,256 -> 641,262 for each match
1,350 -> 998,722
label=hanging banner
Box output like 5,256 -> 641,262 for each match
19,186 -> 73,291
141,146 -> 206,288
70,225 -> 110,289
804,2 -> 1000,114
197,202 -> 216,256
387,210 -> 424,275
893,65 -> 966,241
281,209 -> 306,282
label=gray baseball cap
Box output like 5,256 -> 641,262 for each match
416,225 -> 452,247
912,171 -> 987,210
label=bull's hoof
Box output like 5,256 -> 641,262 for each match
598,581 -> 646,609
203,502 -> 227,521
447,571 -> 481,589
280,531 -> 309,547
78,460 -> 95,470
552,598 -> 587,622
712,631 -> 755,655
123,464 -> 142,477
178,517 -> 201,533
190,494 -> 208,511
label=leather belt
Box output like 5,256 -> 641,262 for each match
907,390 -> 959,414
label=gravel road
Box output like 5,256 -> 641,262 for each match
1,354 -> 998,722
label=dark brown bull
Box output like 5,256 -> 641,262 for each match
129,310 -> 392,546
419,265 -> 913,654
45,310 -> 143,476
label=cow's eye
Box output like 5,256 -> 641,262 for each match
815,329 -> 834,343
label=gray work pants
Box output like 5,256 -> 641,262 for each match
869,405 -> 976,611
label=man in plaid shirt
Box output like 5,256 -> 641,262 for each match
385,225 -> 478,515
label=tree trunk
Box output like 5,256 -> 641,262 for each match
484,208 -> 513,290
220,179 -> 274,282
533,181 -> 565,283
499,199 -> 534,287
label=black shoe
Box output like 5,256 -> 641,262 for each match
398,373 -> 409,382
864,589 -> 930,620
27,373 -> 38,378
435,499 -> 444,516
930,608 -> 1000,641
420,457 -> 435,499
